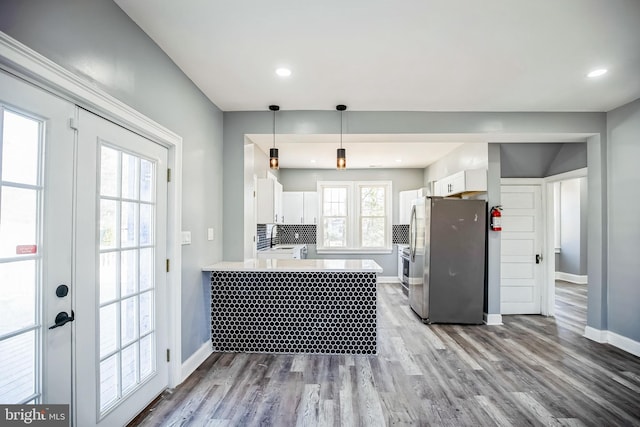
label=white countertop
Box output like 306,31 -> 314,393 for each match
202,258 -> 383,273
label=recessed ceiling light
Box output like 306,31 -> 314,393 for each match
310,159 -> 316,163
587,68 -> 607,78
395,159 -> 402,163
275,68 -> 292,77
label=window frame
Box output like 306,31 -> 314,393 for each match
317,180 -> 392,254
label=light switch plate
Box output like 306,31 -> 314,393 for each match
181,231 -> 191,245
207,228 -> 214,241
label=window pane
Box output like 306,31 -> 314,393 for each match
323,187 -> 347,216
100,304 -> 117,358
139,248 -> 154,291
323,218 -> 346,247
0,261 -> 36,335
1,110 -> 39,186
100,354 -> 118,412
100,146 -> 119,197
361,218 -> 385,247
0,187 -> 38,258
121,250 -> 137,297
121,296 -> 138,346
121,343 -> 138,394
361,187 -> 385,216
0,331 -> 36,403
140,159 -> 154,202
139,291 -> 153,335
140,204 -> 154,246
100,252 -> 117,303
100,200 -> 118,249
121,202 -> 138,248
140,333 -> 154,380
121,153 -> 139,200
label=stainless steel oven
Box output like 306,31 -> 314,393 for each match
401,247 -> 410,296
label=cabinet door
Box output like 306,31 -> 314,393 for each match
303,192 -> 318,224
274,181 -> 283,224
282,192 -> 304,224
449,171 -> 466,195
256,178 -> 275,224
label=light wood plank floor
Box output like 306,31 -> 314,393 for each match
130,281 -> 640,426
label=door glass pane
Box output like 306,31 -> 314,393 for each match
99,354 -> 118,412
98,145 -> 157,414
0,261 -> 36,335
100,304 -> 117,358
100,146 -> 119,197
0,331 -> 36,403
100,200 -> 118,249
1,110 -> 39,185
0,109 -> 43,404
0,187 -> 38,258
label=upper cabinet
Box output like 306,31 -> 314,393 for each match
257,177 -> 283,224
282,191 -> 318,224
435,169 -> 487,197
398,189 -> 424,224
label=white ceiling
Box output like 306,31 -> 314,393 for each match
113,0 -> 637,168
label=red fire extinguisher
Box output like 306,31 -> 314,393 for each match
490,206 -> 502,231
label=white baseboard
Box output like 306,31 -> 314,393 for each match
377,276 -> 400,284
483,313 -> 503,325
555,272 -> 588,284
584,326 -> 640,357
181,341 -> 212,381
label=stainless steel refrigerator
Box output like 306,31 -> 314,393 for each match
408,197 -> 486,324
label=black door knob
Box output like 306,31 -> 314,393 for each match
55,284 -> 69,297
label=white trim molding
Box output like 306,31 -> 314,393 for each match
555,272 -> 588,285
0,31 -> 184,387
181,342 -> 213,382
483,313 -> 503,325
584,327 -> 640,357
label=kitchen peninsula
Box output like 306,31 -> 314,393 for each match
202,259 -> 382,355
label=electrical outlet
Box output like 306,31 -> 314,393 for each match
294,233 -> 299,239
207,228 -> 214,241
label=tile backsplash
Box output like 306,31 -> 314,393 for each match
258,224 -> 407,248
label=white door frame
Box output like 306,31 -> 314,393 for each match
0,32 -> 184,389
542,167 -> 588,318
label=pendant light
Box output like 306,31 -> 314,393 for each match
336,104 -> 347,169
269,105 -> 280,170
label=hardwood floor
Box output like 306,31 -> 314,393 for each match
130,281 -> 640,426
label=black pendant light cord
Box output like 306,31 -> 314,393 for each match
269,105 -> 279,148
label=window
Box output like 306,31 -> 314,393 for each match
318,181 -> 391,252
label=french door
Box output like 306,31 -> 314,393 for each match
0,70 -> 76,405
0,70 -> 169,425
74,109 -> 169,426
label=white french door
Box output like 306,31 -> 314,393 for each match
500,184 -> 544,314
0,71 -> 75,404
74,109 -> 169,426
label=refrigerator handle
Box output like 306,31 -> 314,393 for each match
409,204 -> 417,262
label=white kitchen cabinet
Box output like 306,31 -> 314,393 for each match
436,169 -> 487,197
281,191 -> 318,224
257,178 -> 283,224
398,188 -> 425,224
302,192 -> 318,224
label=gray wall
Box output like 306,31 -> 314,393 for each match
500,143 -> 587,178
557,178 -> 588,276
279,167 -> 425,224
606,97 -> 640,342
0,0 -> 224,362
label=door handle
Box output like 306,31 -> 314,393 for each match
536,254 -> 543,264
49,310 -> 75,329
